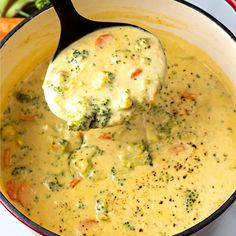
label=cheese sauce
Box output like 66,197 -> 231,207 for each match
43,26 -> 166,130
1,29 -> 236,236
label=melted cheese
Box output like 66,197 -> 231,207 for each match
43,26 -> 166,130
1,22 -> 236,236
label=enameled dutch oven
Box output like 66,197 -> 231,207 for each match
0,0 -> 236,235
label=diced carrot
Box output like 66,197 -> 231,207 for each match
131,68 -> 143,79
6,180 -> 18,201
51,143 -> 58,150
17,182 -> 32,207
0,18 -> 24,41
95,34 -> 111,48
180,90 -> 198,100
3,148 -> 11,167
69,177 -> 81,188
74,131 -> 83,138
6,180 -> 32,207
169,143 -> 185,155
98,132 -> 112,140
79,219 -> 99,229
19,114 -> 35,121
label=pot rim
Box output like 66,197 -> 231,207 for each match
0,1 -> 235,236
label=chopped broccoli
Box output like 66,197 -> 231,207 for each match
72,49 -> 89,59
47,177 -> 63,192
35,0 -> 51,9
44,174 -> 64,192
96,198 -> 110,220
68,99 -> 112,131
50,137 -> 69,154
1,0 -> 51,17
95,190 -> 114,221
91,100 -> 112,128
11,166 -> 26,176
50,84 -> 64,96
135,37 -> 151,50
67,49 -> 89,70
184,189 -> 199,213
15,92 -> 38,103
103,71 -> 115,89
69,145 -> 103,178
123,221 -> 136,231
77,199 -> 86,209
118,140 -> 153,169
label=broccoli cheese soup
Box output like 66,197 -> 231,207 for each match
1,28 -> 236,236
43,26 -> 166,130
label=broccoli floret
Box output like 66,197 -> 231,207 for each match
135,38 -> 151,50
69,114 -> 94,131
68,99 -> 112,131
67,49 -> 89,70
102,71 -> 115,90
15,92 -> 38,103
69,145 -> 103,178
35,0 -> 51,9
123,221 -> 135,231
47,177 -> 63,192
118,140 -> 153,169
91,100 -> 112,128
50,84 -> 64,96
72,49 -> 89,59
184,189 -> 199,213
11,166 -> 26,176
95,190 -> 114,221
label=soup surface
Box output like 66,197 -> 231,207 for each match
1,26 -> 236,236
43,26 -> 166,130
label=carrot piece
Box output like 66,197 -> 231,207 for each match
6,180 -> 32,207
180,90 -> 198,100
69,177 -> 81,188
95,34 -> 111,48
17,182 -> 32,207
19,114 -> 34,121
74,131 -> 83,138
0,18 -> 24,41
3,148 -> 11,167
131,68 -> 143,79
51,143 -> 58,150
79,219 -> 99,229
98,132 -> 112,140
6,180 -> 18,201
170,143 -> 185,155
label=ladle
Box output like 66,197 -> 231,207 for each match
51,0 -> 134,60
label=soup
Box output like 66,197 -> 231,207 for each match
1,28 -> 236,236
43,26 -> 166,130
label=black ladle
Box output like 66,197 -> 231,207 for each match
51,0 -> 135,61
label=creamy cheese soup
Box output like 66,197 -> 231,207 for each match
43,26 -> 166,130
1,29 -> 236,236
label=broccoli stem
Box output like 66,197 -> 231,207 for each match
0,0 -> 10,17
5,0 -> 33,17
18,9 -> 29,17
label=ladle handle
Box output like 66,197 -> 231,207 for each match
51,0 -> 90,58
51,0 -> 88,25
51,0 -> 126,60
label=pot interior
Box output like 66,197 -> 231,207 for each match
0,0 -> 235,235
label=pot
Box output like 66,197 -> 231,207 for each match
0,0 -> 236,235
